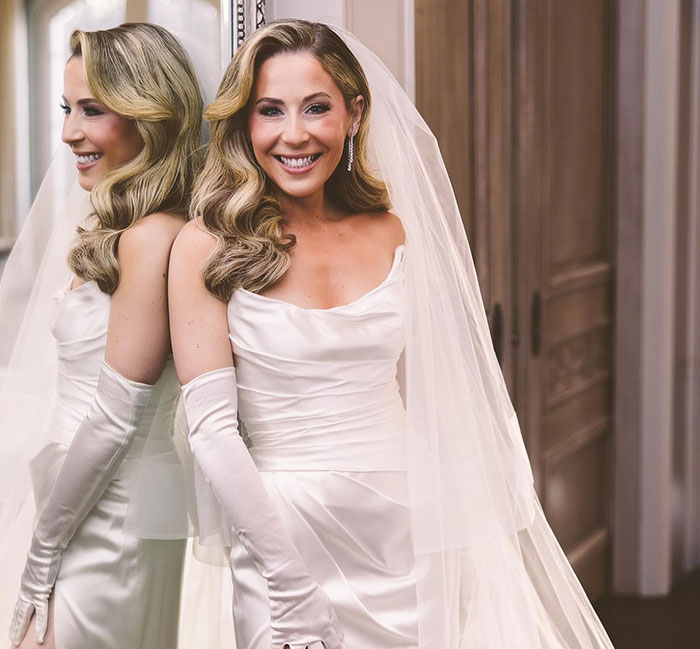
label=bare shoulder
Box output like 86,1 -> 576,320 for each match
118,212 -> 187,262
370,210 -> 406,247
170,218 -> 218,266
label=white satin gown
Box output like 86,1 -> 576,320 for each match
226,245 -> 422,648
26,279 -> 186,648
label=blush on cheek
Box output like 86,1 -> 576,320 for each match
248,119 -> 278,154
104,113 -> 131,138
103,114 -> 144,166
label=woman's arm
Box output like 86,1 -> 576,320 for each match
105,213 -> 186,383
169,222 -> 344,649
10,214 -> 184,647
167,220 -> 233,382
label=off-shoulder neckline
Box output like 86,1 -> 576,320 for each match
232,244 -> 405,313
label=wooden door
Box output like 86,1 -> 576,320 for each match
515,0 -> 615,600
415,0 -> 615,600
415,0 -> 518,388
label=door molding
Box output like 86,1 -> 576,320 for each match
612,0 -> 693,596
673,0 -> 700,579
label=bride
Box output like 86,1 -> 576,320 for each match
0,23 -> 203,649
170,18 -> 616,649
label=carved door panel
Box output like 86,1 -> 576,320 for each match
415,0 -> 615,599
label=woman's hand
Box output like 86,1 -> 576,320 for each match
10,595 -> 55,649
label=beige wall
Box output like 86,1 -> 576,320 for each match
0,0 -> 30,246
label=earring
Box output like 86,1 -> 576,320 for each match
347,125 -> 355,172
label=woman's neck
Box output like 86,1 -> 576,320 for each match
277,188 -> 344,227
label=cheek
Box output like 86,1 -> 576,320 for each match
314,117 -> 348,149
102,115 -> 143,161
248,116 -> 277,154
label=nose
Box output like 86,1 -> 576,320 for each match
61,112 -> 84,146
280,114 -> 309,147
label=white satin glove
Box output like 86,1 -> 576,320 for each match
182,367 -> 344,649
9,362 -> 153,647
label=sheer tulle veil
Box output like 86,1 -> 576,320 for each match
180,22 -> 616,649
0,147 -> 92,630
0,19 -> 616,648
333,26 -> 615,648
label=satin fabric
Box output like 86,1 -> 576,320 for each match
222,245 -> 428,648
25,279 -> 186,649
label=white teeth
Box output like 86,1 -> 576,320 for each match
76,153 -> 103,164
279,155 -> 316,169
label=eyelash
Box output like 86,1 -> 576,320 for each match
307,102 -> 331,114
258,102 -> 332,117
259,106 -> 282,117
60,104 -> 104,117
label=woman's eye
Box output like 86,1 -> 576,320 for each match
60,103 -> 70,115
259,106 -> 283,117
307,103 -> 331,115
84,106 -> 104,117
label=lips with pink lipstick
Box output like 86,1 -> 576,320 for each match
74,151 -> 103,171
274,152 -> 322,174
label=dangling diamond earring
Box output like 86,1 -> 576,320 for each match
347,124 -> 355,172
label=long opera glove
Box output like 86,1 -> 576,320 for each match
182,366 -> 344,649
9,362 -> 153,646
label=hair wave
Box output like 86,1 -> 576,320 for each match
67,22 -> 203,294
192,19 -> 390,300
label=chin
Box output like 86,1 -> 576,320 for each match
281,186 -> 320,199
271,176 -> 325,199
77,175 -> 94,192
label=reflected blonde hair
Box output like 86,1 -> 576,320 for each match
67,23 -> 203,294
193,19 -> 390,300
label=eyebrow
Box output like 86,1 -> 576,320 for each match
61,95 -> 100,105
255,91 -> 332,105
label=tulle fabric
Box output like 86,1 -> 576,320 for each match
334,27 -> 615,648
0,22 -> 616,649
125,20 -> 616,646
183,25 -> 616,648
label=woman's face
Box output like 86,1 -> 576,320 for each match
61,56 -> 144,191
248,52 -> 363,202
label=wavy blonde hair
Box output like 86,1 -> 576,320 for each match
192,19 -> 390,300
67,23 -> 203,294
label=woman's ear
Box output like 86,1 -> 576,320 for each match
350,95 -> 365,135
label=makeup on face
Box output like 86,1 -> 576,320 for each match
248,52 -> 361,202
61,57 -> 144,191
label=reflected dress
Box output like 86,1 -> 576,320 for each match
26,279 -> 185,648
224,245 -> 430,648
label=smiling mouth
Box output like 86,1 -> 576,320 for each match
75,153 -> 103,165
275,153 -> 321,170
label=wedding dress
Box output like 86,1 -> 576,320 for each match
20,276 -> 186,648
220,245 -> 428,647
180,23 -> 617,648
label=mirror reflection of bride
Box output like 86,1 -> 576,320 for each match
0,22 -> 203,649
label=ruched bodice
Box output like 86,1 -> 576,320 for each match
228,245 -> 407,472
45,280 -> 179,456
225,245 -> 418,649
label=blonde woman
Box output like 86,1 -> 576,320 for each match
170,19 -> 616,649
1,23 -> 202,649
